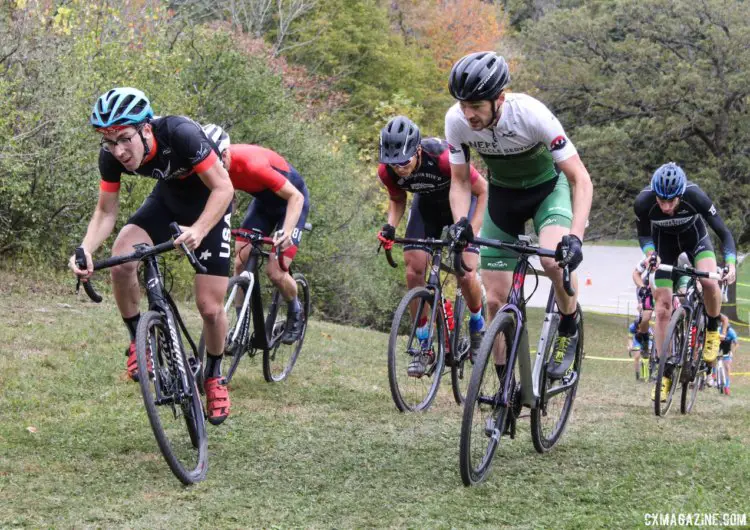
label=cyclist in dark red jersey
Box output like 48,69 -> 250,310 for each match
69,88 -> 234,426
376,116 -> 488,376
203,125 -> 310,344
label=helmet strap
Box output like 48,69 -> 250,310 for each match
137,124 -> 150,167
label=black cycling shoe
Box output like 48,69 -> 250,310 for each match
280,309 -> 303,345
547,330 -> 579,379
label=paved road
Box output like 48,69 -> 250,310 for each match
518,245 -> 643,317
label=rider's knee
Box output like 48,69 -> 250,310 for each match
266,263 -> 287,284
196,299 -> 224,326
405,265 -> 425,286
540,256 -> 559,276
110,261 -> 137,282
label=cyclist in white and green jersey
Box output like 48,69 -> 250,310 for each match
445,51 -> 593,379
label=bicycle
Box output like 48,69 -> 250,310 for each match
381,236 -> 484,412
456,235 -> 583,486
74,223 -> 208,484
715,353 -> 730,395
651,263 -> 722,416
199,225 -> 311,384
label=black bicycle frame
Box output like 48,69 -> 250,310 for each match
238,239 -> 282,352
384,237 -> 454,356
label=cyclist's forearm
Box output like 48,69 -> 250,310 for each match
193,187 -> 233,236
281,192 -> 304,236
81,208 -> 118,254
470,188 -> 487,235
449,165 -> 472,221
568,173 -> 592,239
387,199 -> 406,227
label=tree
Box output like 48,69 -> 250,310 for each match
517,0 -> 750,249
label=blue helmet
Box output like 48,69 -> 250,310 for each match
629,322 -> 637,334
91,87 -> 153,129
651,162 -> 686,199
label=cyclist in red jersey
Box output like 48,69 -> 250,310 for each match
203,125 -> 309,344
69,88 -> 234,426
376,116 -> 488,374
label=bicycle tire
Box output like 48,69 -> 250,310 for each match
681,316 -> 706,414
458,311 -> 515,486
716,362 -> 727,395
387,287 -> 446,412
136,310 -> 208,485
531,304 -> 584,453
450,292 -> 473,405
655,306 -> 687,417
198,275 -> 252,386
263,272 -> 310,382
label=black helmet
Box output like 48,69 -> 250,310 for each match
379,116 -> 421,165
448,51 -> 510,101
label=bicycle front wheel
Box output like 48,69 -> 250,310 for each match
387,287 -> 446,412
531,305 -> 584,453
459,311 -> 515,486
136,310 -> 208,485
263,272 -> 310,382
655,306 -> 687,417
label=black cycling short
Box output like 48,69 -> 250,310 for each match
653,223 -> 715,288
239,196 -> 310,248
404,194 -> 478,254
126,181 -> 232,276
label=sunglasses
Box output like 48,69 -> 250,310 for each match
389,156 -> 415,169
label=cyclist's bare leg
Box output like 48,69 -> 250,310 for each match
652,286 -> 673,358
696,255 -> 721,318
457,251 -> 482,313
404,249 -> 428,321
233,240 -> 251,276
195,274 -> 229,355
638,309 -> 653,335
111,224 -> 152,319
266,254 -> 297,301
538,225 -> 577,315
482,270 -> 512,365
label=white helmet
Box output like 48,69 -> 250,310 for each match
202,123 -> 230,154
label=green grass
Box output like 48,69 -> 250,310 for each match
1,270 -> 749,528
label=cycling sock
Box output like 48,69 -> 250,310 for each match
558,310 -> 577,336
707,315 -> 720,331
205,352 -> 223,378
288,297 -> 301,313
123,313 -> 140,342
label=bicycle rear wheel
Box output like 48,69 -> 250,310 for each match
263,272 -> 310,382
655,306 -> 687,417
450,292 -> 474,405
458,311 -> 515,486
136,310 -> 208,485
387,287 -> 446,412
531,305 -> 584,453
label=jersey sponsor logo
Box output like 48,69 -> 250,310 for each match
652,217 -> 694,227
550,135 -> 568,152
407,182 -> 438,191
190,143 -> 211,165
163,148 -> 172,155
219,213 -> 231,258
448,143 -> 462,154
708,204 -> 717,215
497,129 -> 516,138
199,249 -> 213,261
152,161 -> 172,180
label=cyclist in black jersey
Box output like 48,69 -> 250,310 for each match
68,87 -> 235,425
376,116 -> 488,372
634,162 -> 736,401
